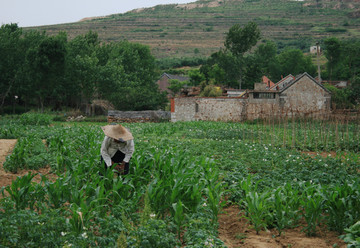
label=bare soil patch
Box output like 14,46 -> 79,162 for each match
0,139 -> 56,191
302,151 -> 339,159
218,205 -> 346,248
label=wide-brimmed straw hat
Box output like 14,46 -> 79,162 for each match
101,124 -> 133,141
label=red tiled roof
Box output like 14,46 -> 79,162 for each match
262,76 -> 275,88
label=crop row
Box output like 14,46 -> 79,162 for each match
0,115 -> 359,247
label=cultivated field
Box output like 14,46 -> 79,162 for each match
30,0 -> 360,59
0,113 -> 359,247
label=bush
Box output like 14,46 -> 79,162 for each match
19,113 -> 53,125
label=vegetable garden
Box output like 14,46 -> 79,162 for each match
0,113 -> 359,247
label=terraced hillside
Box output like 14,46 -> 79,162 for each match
29,0 -> 360,59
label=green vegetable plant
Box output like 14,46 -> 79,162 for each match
242,191 -> 270,234
269,187 -> 298,236
205,181 -> 225,224
300,183 -> 324,236
341,221 -> 360,248
324,182 -> 360,234
172,200 -> 186,239
3,173 -> 36,210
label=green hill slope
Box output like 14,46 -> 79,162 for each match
29,0 -> 360,59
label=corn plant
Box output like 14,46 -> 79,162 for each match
268,187 -> 299,236
300,183 -> 324,236
68,201 -> 97,235
43,176 -> 70,209
4,173 -> 36,210
172,200 -> 186,239
324,181 -> 360,234
205,181 -> 225,224
242,191 -> 271,234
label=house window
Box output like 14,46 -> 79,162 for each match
195,103 -> 199,112
253,92 -> 276,99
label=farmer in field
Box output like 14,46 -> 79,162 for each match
100,124 -> 134,175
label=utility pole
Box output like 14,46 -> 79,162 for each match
316,42 -> 322,83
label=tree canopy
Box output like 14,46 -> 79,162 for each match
0,24 -> 167,114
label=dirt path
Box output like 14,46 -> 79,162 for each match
218,205 -> 346,248
0,139 -> 56,190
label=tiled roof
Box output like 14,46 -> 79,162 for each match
162,73 -> 189,82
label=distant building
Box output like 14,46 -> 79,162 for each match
156,73 -> 189,98
310,46 -> 320,54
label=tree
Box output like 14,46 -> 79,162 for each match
323,84 -> 352,109
201,49 -> 242,88
99,41 -> 167,111
342,40 -> 360,80
188,69 -> 205,86
31,33 -> 67,111
254,40 -> 281,81
65,31 -> 100,108
224,22 -> 261,57
167,79 -> 187,97
324,37 -> 341,81
223,22 -> 261,89
277,49 -> 316,77
348,76 -> 360,106
0,24 -> 23,112
17,30 -> 47,109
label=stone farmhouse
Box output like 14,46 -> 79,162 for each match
171,72 -> 331,122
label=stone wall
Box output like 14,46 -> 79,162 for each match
171,97 -> 246,122
171,74 -> 332,122
246,98 -> 280,120
108,110 -> 170,123
280,76 -> 331,116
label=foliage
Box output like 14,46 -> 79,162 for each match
277,48 -> 317,78
3,135 -> 54,173
0,25 -> 167,113
341,221 -> 360,248
167,79 -> 187,97
199,85 -> 223,97
323,84 -> 352,109
19,112 -> 53,125
0,118 -> 359,246
224,21 -> 261,57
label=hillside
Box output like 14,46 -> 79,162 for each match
28,0 -> 360,59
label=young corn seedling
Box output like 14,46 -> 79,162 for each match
4,172 -> 36,210
243,191 -> 271,234
269,187 -> 297,236
172,200 -> 186,240
300,184 -> 324,236
205,181 -> 224,225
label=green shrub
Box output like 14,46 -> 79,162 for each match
19,113 -> 53,125
3,136 -> 53,173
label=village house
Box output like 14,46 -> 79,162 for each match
171,72 -> 331,122
156,73 -> 189,98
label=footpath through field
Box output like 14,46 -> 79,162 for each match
0,139 -> 56,190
